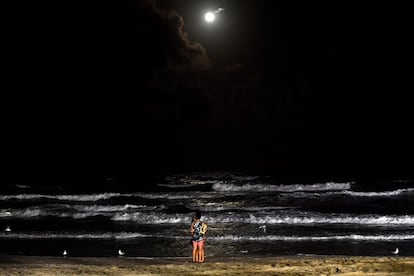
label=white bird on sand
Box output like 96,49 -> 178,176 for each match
63,250 -> 68,257
4,226 -> 11,232
118,249 -> 125,256
240,250 -> 248,254
258,225 -> 266,233
392,248 -> 399,255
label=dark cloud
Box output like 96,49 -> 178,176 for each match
135,0 -> 209,71
152,7 -> 209,69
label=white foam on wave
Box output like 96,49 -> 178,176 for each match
157,180 -> 223,189
134,193 -> 194,199
135,192 -> 229,200
0,193 -> 124,201
72,204 -> 150,212
3,231 -> 413,243
340,188 -> 414,197
0,232 -> 148,239
0,192 -> 224,202
7,206 -> 411,226
208,234 -> 414,241
0,205 -> 158,219
208,214 -> 414,225
3,203 -> 414,226
0,208 -> 103,219
212,182 -> 353,192
111,212 -> 414,226
2,231 -> 414,242
192,205 -> 293,212
112,212 -> 189,224
158,183 -> 204,188
161,174 -> 233,189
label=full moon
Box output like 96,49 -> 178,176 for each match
205,12 -> 215,22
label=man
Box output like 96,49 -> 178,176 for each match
190,210 -> 207,263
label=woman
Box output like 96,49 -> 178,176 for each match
190,210 -> 207,263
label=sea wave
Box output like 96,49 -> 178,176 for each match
157,180 -> 223,188
71,204 -> 151,212
212,182 -> 353,192
112,212 -> 189,224
0,208 -> 103,219
212,214 -> 414,225
0,193 -> 123,202
135,192 -> 230,199
0,232 -> 148,239
2,232 -> 414,242
208,234 -> 414,241
0,204 -> 291,218
0,192 -> 226,202
340,188 -> 414,197
0,204 -> 153,218
112,212 -> 414,225
0,205 -> 160,219
187,205 -> 294,212
5,207 -> 414,225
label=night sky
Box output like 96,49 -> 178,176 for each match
1,1 -> 413,184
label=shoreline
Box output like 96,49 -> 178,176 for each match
1,255 -> 414,275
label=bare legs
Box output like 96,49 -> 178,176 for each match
192,241 -> 204,263
198,243 -> 204,263
192,242 -> 198,262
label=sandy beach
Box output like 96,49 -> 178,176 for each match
1,255 -> 414,275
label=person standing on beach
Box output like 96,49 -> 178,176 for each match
190,210 -> 207,263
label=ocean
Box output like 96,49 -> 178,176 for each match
1,173 -> 414,257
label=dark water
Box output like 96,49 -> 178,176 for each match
1,173 -> 414,257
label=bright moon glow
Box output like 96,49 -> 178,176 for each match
205,12 -> 215,22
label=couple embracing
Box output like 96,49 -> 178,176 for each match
189,210 -> 208,263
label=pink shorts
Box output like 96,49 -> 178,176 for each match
192,239 -> 204,247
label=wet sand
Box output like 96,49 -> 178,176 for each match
1,255 -> 414,275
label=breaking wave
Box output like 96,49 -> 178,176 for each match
158,180 -> 224,189
112,212 -> 189,224
2,232 -> 413,242
0,204 -> 158,219
135,192 -> 230,199
4,205 -> 414,226
212,182 -> 353,192
340,188 -> 414,197
71,204 -> 151,212
210,214 -> 414,225
2,230 -> 414,243
0,232 -> 148,239
208,234 -> 414,241
0,193 -> 124,202
0,208 -> 103,219
112,212 -> 414,225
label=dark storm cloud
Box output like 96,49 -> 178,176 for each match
141,0 -> 209,70
159,10 -> 209,68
